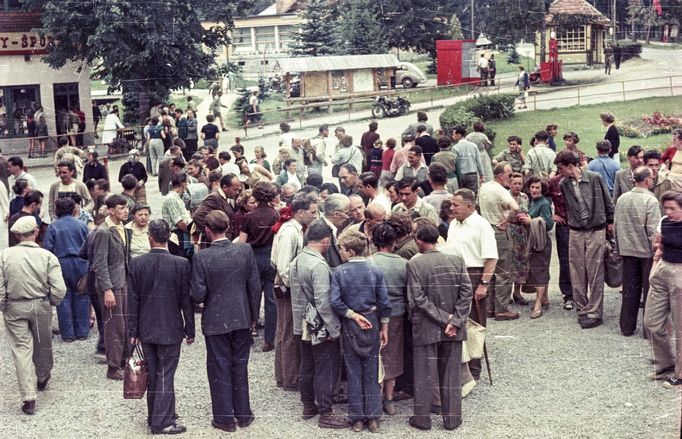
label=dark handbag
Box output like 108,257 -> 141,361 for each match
604,234 -> 623,288
77,271 -> 94,295
123,344 -> 148,399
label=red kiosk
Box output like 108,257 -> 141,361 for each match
435,40 -> 479,86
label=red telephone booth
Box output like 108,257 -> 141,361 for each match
436,40 -> 479,86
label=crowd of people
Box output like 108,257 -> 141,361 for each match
0,107 -> 681,436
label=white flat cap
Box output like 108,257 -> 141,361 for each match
10,215 -> 37,234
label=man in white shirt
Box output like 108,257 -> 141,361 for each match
477,162 -> 520,321
8,157 -> 39,200
478,54 -> 489,86
218,151 -> 241,178
279,122 -> 295,149
359,172 -> 391,215
270,193 -> 319,389
443,188 -> 497,380
308,124 -> 330,176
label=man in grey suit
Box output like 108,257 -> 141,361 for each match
128,219 -> 195,435
89,194 -> 129,380
191,211 -> 261,433
406,222 -> 473,431
289,222 -> 346,429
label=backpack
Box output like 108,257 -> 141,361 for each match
177,117 -> 189,139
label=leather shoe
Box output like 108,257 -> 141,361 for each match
318,413 -> 348,429
367,418 -> 380,433
153,423 -> 186,435
391,390 -> 412,401
261,342 -> 274,352
486,310 -> 496,318
580,318 -> 603,329
512,293 -> 529,305
382,399 -> 395,415
238,414 -> 255,428
351,420 -> 365,432
37,374 -> 50,391
430,405 -> 441,415
107,366 -> 124,381
211,420 -> 236,432
302,405 -> 318,420
494,310 -> 520,321
21,400 -> 35,415
408,416 -> 431,430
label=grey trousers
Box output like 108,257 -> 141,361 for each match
3,299 -> 53,401
493,228 -> 513,314
413,341 -> 463,430
644,261 -> 682,379
568,229 -> 606,319
100,287 -> 129,369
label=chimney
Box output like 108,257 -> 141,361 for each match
275,0 -> 298,14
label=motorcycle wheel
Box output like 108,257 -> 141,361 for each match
398,104 -> 410,116
371,105 -> 386,119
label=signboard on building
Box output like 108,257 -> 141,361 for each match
0,32 -> 51,55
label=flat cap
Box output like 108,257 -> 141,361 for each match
10,216 -> 37,234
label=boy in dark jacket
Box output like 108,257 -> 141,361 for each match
330,230 -> 390,433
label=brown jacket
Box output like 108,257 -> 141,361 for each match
191,188 -> 236,237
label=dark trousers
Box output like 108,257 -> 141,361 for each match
342,320 -> 382,421
467,267 -> 487,380
394,317 -> 414,395
620,256 -> 653,336
142,343 -> 181,433
254,246 -> 276,344
413,341 -> 463,430
458,172 -> 479,195
183,139 -> 198,161
555,224 -> 573,300
90,290 -> 105,353
299,339 -> 340,415
205,328 -> 253,426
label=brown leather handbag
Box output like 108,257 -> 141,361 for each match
123,344 -> 148,399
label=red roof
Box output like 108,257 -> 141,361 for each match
545,0 -> 611,25
0,11 -> 43,33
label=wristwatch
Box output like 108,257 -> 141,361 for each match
480,280 -> 490,285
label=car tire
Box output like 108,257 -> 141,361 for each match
402,77 -> 414,88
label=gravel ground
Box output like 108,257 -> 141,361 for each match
0,280 -> 679,438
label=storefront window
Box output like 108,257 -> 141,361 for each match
53,83 -> 80,136
0,85 -> 41,138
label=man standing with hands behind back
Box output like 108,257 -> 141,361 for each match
191,211 -> 261,433
128,219 -> 195,435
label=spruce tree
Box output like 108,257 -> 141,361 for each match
335,0 -> 388,55
290,0 -> 338,57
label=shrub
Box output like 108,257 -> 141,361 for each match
439,94 -> 516,142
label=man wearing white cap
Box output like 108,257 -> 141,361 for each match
1,216 -> 66,415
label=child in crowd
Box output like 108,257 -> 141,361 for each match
369,139 -> 383,178
330,230 -> 390,433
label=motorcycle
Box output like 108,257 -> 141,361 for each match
371,95 -> 410,118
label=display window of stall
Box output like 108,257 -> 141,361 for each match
330,70 -> 349,94
0,85 -> 41,138
53,83 -> 80,136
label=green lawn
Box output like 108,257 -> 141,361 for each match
486,96 -> 678,160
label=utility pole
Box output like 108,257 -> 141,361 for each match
471,0 -> 475,39
612,0 -> 617,39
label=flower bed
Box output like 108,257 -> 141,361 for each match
618,112 -> 682,138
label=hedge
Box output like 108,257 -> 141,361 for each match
439,93 -> 516,142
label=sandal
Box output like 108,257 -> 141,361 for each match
530,308 -> 543,319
